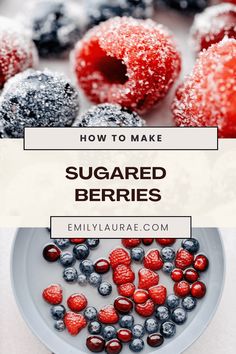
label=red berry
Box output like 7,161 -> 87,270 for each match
86,335 -> 105,352
142,238 -> 154,246
135,299 -> 155,317
67,293 -> 88,312
109,248 -> 131,269
113,264 -> 135,285
117,329 -> 132,343
133,289 -> 149,304
74,17 -> 181,114
64,312 -> 87,336
43,243 -> 61,262
98,305 -> 119,324
143,249 -> 163,271
138,268 -> 159,290
148,285 -> 167,305
193,254 -> 209,272
147,333 -> 164,347
105,339 -> 122,354
114,297 -> 133,314
70,238 -> 86,244
118,283 -> 136,297
122,238 -> 141,248
184,268 -> 199,283
175,249 -> 194,270
171,268 -> 183,282
174,281 -> 190,298
94,258 -> 110,274
191,281 -> 206,298
156,238 -> 176,246
42,284 -> 62,305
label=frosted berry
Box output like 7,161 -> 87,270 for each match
144,318 -> 159,334
166,294 -> 180,309
88,321 -> 102,335
77,274 -> 88,286
86,238 -> 100,249
181,238 -> 199,254
174,280 -> 190,297
79,259 -> 94,275
129,338 -> 144,352
73,244 -> 90,260
160,247 -> 175,262
63,267 -> 78,283
50,305 -> 66,320
102,325 -> 117,341
182,296 -> 197,311
54,319 -> 65,332
84,307 -> 98,321
155,306 -> 170,321
162,262 -> 174,273
132,324 -> 145,339
98,281 -> 112,296
59,251 -> 76,267
171,307 -> 187,325
160,321 -> 176,338
54,239 -> 70,249
88,272 -> 102,287
119,315 -> 134,329
130,247 -> 145,262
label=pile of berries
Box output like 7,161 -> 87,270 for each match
42,236 -> 209,353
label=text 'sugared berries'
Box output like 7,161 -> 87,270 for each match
143,249 -> 163,271
122,238 -> 141,249
98,305 -> 119,324
0,69 -> 79,138
118,283 -> 136,297
113,264 -> 135,285
191,281 -> 206,298
165,0 -> 209,14
67,293 -> 88,312
135,299 -> 155,317
109,248 -> 131,269
138,268 -> 159,289
42,284 -> 63,305
174,281 -> 190,298
148,285 -> 167,305
43,244 -> 61,262
0,16 -> 37,88
172,38 -> 236,138
73,17 -> 181,113
156,238 -> 176,246
191,3 -> 236,52
193,254 -> 209,272
175,249 -> 194,269
64,312 -> 87,336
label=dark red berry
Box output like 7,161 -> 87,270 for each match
184,268 -> 199,283
191,281 -> 206,298
142,238 -> 154,246
86,336 -> 105,352
105,339 -> 122,354
43,244 -> 61,262
174,281 -> 190,298
114,297 -> 133,314
171,268 -> 183,282
94,258 -> 110,274
147,333 -> 164,347
70,238 -> 86,243
156,238 -> 176,246
193,255 -> 209,272
117,329 -> 132,343
133,289 -> 149,304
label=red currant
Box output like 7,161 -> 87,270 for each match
43,244 -> 61,262
117,329 -> 132,343
191,281 -> 206,298
86,336 -> 105,352
171,268 -> 183,282
147,333 -> 164,347
105,339 -> 122,354
114,297 -> 133,314
194,255 -> 209,272
133,289 -> 149,304
184,268 -> 199,283
94,258 -> 110,274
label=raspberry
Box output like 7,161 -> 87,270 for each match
0,16 -> 37,88
64,312 -> 87,336
135,299 -> 155,317
143,249 -> 163,271
109,248 -> 131,269
98,305 -> 119,324
174,281 -> 190,298
42,284 -> 63,305
67,293 -> 88,312
191,3 -> 236,52
122,239 -> 141,249
118,283 -> 136,297
73,17 -> 181,113
175,249 -> 194,270
148,285 -> 167,305
113,264 -> 135,285
138,268 -> 159,290
172,38 -> 236,138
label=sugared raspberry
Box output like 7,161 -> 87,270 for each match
73,17 -> 181,114
172,38 -> 236,137
191,3 -> 236,52
0,16 -> 37,88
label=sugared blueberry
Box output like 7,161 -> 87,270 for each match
79,259 -> 94,275
77,273 -> 88,286
63,267 -> 78,282
59,251 -> 76,267
160,321 -> 176,338
132,324 -> 145,339
166,294 -> 180,309
182,296 -> 197,311
54,238 -> 70,249
171,307 -> 187,325
98,281 -> 112,296
73,244 -> 90,260
129,338 -> 144,352
102,325 -> 117,340
88,272 -> 102,287
162,262 -> 174,273
50,305 -> 66,320
181,238 -> 199,254
54,319 -> 65,331
84,306 -> 98,321
130,247 -> 145,262
119,315 -> 134,329
86,238 -> 100,249
88,321 -> 103,335
155,306 -> 170,321
160,247 -> 175,262
144,318 -> 159,334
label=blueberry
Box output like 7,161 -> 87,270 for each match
77,273 -> 88,286
84,306 -> 98,321
130,247 -> 145,262
73,244 -> 90,260
182,296 -> 197,311
144,318 -> 159,334
86,238 -> 100,249
54,238 -> 70,249
98,281 -> 112,296
79,259 -> 94,275
181,238 -> 200,254
166,294 -> 180,309
161,247 -> 175,262
50,305 -> 66,320
54,319 -> 65,331
60,251 -> 76,267
164,0 -> 209,13
132,324 -> 145,338
155,306 -> 170,321
119,315 -> 134,329
88,320 -> 103,335
102,325 -> 117,340
171,307 -> 187,325
63,267 -> 78,282
162,262 -> 174,273
88,272 -> 102,287
160,321 -> 176,338
129,338 -> 144,352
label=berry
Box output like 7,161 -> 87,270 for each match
133,289 -> 149,304
144,318 -> 159,334
86,238 -> 100,249
24,0 -> 82,57
160,321 -> 176,338
156,238 -> 176,246
160,247 -> 175,262
147,333 -> 164,347
171,307 -> 187,325
88,272 -> 102,287
0,16 -> 37,88
63,267 -> 78,283
118,283 -> 135,297
171,268 -> 183,282
175,249 -> 194,269
181,238 -> 200,254
138,268 -> 159,289
166,294 -> 180,309
162,262 -> 174,273
94,258 -> 110,274
182,296 -> 197,311
80,259 -> 94,275
113,264 -> 135,285
193,254 -> 209,272
84,307 -> 98,321
143,249 -> 163,271
130,247 -> 145,262
142,238 -> 154,246
102,325 -> 117,340
67,293 -> 87,312
148,285 -> 167,305
88,321 -> 103,335
77,274 -> 88,286
122,239 -> 141,248
73,244 -> 90,260
43,244 -> 61,262
191,281 -> 206,298
70,238 -> 86,244
165,0 -> 208,13
54,319 -> 65,332
172,38 -> 236,138
114,297 -> 133,314
54,238 -> 70,249
77,104 -> 145,127
129,338 -> 144,352
0,69 -> 79,138
50,305 -> 66,320
98,281 -> 112,296
73,17 -> 181,114
59,251 -> 76,267
117,328 -> 132,343
155,306 -> 170,321
132,324 -> 145,338
191,3 -> 236,53
174,281 -> 190,297
184,268 -> 199,283
64,312 -> 87,336
105,339 -> 122,354
135,299 -> 155,317
86,335 -> 105,352
42,284 -> 62,305
119,314 -> 134,329
98,305 -> 119,324
109,248 -> 131,269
